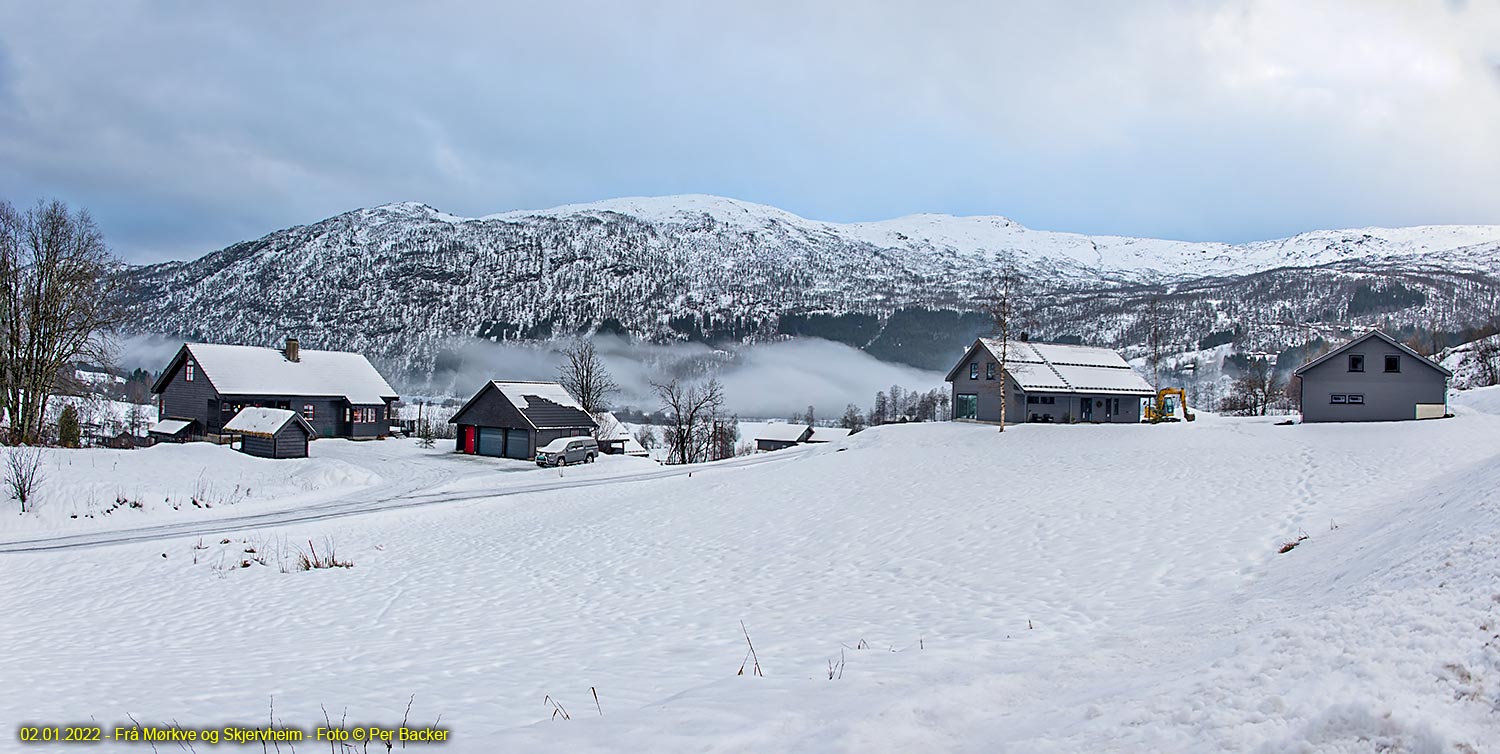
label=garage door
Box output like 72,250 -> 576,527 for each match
504,428 -> 531,459
476,427 -> 507,457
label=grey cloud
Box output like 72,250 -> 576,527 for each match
2,1 -> 1499,263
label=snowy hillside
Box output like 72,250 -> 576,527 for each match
5,399 -> 1500,751
112,196 -> 1500,378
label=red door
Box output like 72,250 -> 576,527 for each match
462,425 -> 476,454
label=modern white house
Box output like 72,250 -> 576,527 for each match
945,338 -> 1156,424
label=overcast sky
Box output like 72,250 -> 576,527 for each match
2,1 -> 1498,263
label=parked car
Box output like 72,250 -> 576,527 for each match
535,436 -> 599,467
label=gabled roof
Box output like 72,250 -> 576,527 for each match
945,339 -> 1155,396
152,343 -> 398,404
1293,330 -> 1453,377
449,381 -> 596,430
807,426 -> 853,442
755,423 -> 812,443
223,407 -> 316,438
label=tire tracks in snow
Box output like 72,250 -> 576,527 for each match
0,450 -> 809,554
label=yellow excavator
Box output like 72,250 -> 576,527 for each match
1145,388 -> 1196,423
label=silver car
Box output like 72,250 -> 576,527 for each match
535,436 -> 599,467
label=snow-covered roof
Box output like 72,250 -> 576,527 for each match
948,339 -> 1155,396
807,426 -> 853,442
449,381 -> 595,430
223,407 -> 315,438
148,419 -> 193,436
158,343 -> 398,405
491,381 -> 584,411
755,423 -> 812,442
1051,364 -> 1156,394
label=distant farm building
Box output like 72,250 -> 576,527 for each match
152,339 -> 399,441
946,339 -> 1155,424
754,424 -> 813,451
806,426 -> 853,443
223,407 -> 317,459
1294,330 -> 1450,423
450,381 -> 596,460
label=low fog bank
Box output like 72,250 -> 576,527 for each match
435,335 -> 948,419
115,334 -> 948,420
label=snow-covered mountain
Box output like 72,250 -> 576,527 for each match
114,195 -> 1500,379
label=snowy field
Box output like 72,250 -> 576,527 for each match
5,393 -> 1500,752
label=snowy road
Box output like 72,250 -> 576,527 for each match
0,442 -> 808,553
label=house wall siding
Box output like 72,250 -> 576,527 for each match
1300,348 -> 1447,423
158,358 -> 221,435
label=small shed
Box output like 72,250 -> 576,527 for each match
147,418 -> 196,443
754,424 -> 812,452
224,407 -> 316,459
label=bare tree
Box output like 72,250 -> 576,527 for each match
804,404 -> 816,427
652,376 -> 725,465
555,339 -> 619,415
982,264 -> 1024,431
1472,335 -> 1500,387
632,424 -> 657,451
1223,357 -> 1284,416
125,379 -> 150,437
0,199 -> 119,445
1144,292 -> 1167,388
5,446 -> 44,512
840,403 -> 865,432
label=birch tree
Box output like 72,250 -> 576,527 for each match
983,264 -> 1023,432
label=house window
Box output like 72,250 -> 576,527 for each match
969,363 -> 978,380
1384,355 -> 1400,373
1330,394 -> 1347,404
1348,354 -> 1364,372
302,404 -> 315,420
1347,394 -> 1365,404
986,362 -> 996,380
345,408 -> 353,423
185,361 -> 195,382
955,394 -> 977,419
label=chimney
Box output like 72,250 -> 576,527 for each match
285,337 -> 300,363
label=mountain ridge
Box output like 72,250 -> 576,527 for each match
113,195 -> 1500,385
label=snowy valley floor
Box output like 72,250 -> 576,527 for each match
5,396 -> 1500,753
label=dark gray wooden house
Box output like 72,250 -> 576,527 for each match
1293,330 -> 1450,423
946,338 -> 1155,424
450,381 -> 595,460
151,339 -> 399,441
223,407 -> 317,459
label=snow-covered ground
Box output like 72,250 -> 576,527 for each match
5,395 -> 1500,752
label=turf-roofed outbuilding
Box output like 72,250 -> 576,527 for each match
450,381 -> 596,460
223,407 -> 317,459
